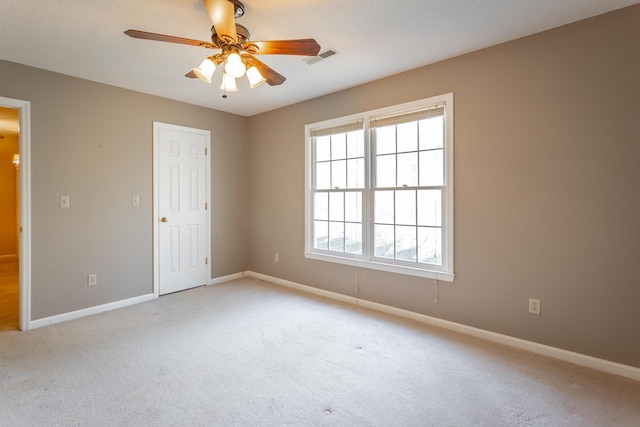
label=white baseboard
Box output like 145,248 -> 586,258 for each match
29,294 -> 155,330
244,271 -> 640,382
209,272 -> 245,286
27,270 -> 246,330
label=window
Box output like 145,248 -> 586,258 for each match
305,93 -> 454,281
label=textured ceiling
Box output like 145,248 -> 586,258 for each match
1,0 -> 639,118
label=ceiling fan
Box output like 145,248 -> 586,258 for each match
125,0 -> 321,97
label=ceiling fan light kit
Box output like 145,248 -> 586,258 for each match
193,58 -> 217,83
125,0 -> 320,99
224,51 -> 246,78
246,66 -> 267,88
220,72 -> 238,92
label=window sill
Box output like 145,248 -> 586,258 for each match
304,251 -> 455,282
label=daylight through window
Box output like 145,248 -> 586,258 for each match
305,94 -> 454,281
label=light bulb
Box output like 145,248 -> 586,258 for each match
220,72 -> 238,92
224,52 -> 246,78
246,66 -> 267,89
193,58 -> 216,83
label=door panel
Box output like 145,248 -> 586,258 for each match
157,124 -> 210,295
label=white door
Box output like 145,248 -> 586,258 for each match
154,122 -> 210,296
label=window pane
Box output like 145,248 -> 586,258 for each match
397,121 -> 418,153
316,162 -> 330,190
376,125 -> 396,155
397,152 -> 418,187
345,191 -> 362,223
347,158 -> 364,189
419,149 -> 443,186
345,223 -> 362,254
331,133 -> 346,160
329,192 -> 344,221
347,130 -> 364,158
396,225 -> 417,262
314,221 -> 328,250
316,136 -> 331,161
395,190 -> 416,225
419,116 -> 444,150
375,190 -> 394,224
329,222 -> 345,252
332,160 -> 347,189
308,95 -> 452,277
417,190 -> 441,227
374,224 -> 394,259
376,154 -> 396,187
418,227 -> 442,265
314,192 -> 328,220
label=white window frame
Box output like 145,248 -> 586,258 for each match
304,93 -> 454,282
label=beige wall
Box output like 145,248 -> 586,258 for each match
248,5 -> 640,368
0,61 -> 250,319
0,133 -> 18,256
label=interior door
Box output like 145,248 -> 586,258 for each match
156,123 -> 210,295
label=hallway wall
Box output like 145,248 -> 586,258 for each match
0,132 -> 18,257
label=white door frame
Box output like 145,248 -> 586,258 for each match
0,96 -> 32,331
152,122 -> 211,298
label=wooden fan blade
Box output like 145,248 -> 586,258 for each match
203,0 -> 237,43
125,30 -> 217,49
242,54 -> 286,86
244,39 -> 321,56
185,70 -> 198,79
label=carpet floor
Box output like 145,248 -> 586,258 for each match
1,276 -> 639,426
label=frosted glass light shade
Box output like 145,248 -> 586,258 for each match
246,66 -> 267,88
193,58 -> 216,83
220,72 -> 238,92
224,53 -> 246,78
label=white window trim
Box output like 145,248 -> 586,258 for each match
305,93 -> 454,282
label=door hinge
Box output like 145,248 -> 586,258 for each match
205,147 -> 208,156
205,257 -> 208,265
205,202 -> 208,210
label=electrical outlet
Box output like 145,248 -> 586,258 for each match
274,253 -> 279,262
529,298 -> 541,315
87,273 -> 97,286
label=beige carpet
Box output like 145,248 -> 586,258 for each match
1,276 -> 639,426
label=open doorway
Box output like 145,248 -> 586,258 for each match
0,96 -> 30,331
0,106 -> 19,330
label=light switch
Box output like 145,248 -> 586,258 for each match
87,273 -> 97,286
131,195 -> 140,206
60,196 -> 70,208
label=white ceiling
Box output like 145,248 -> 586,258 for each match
1,0 -> 638,118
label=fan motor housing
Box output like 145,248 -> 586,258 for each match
211,23 -> 250,46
